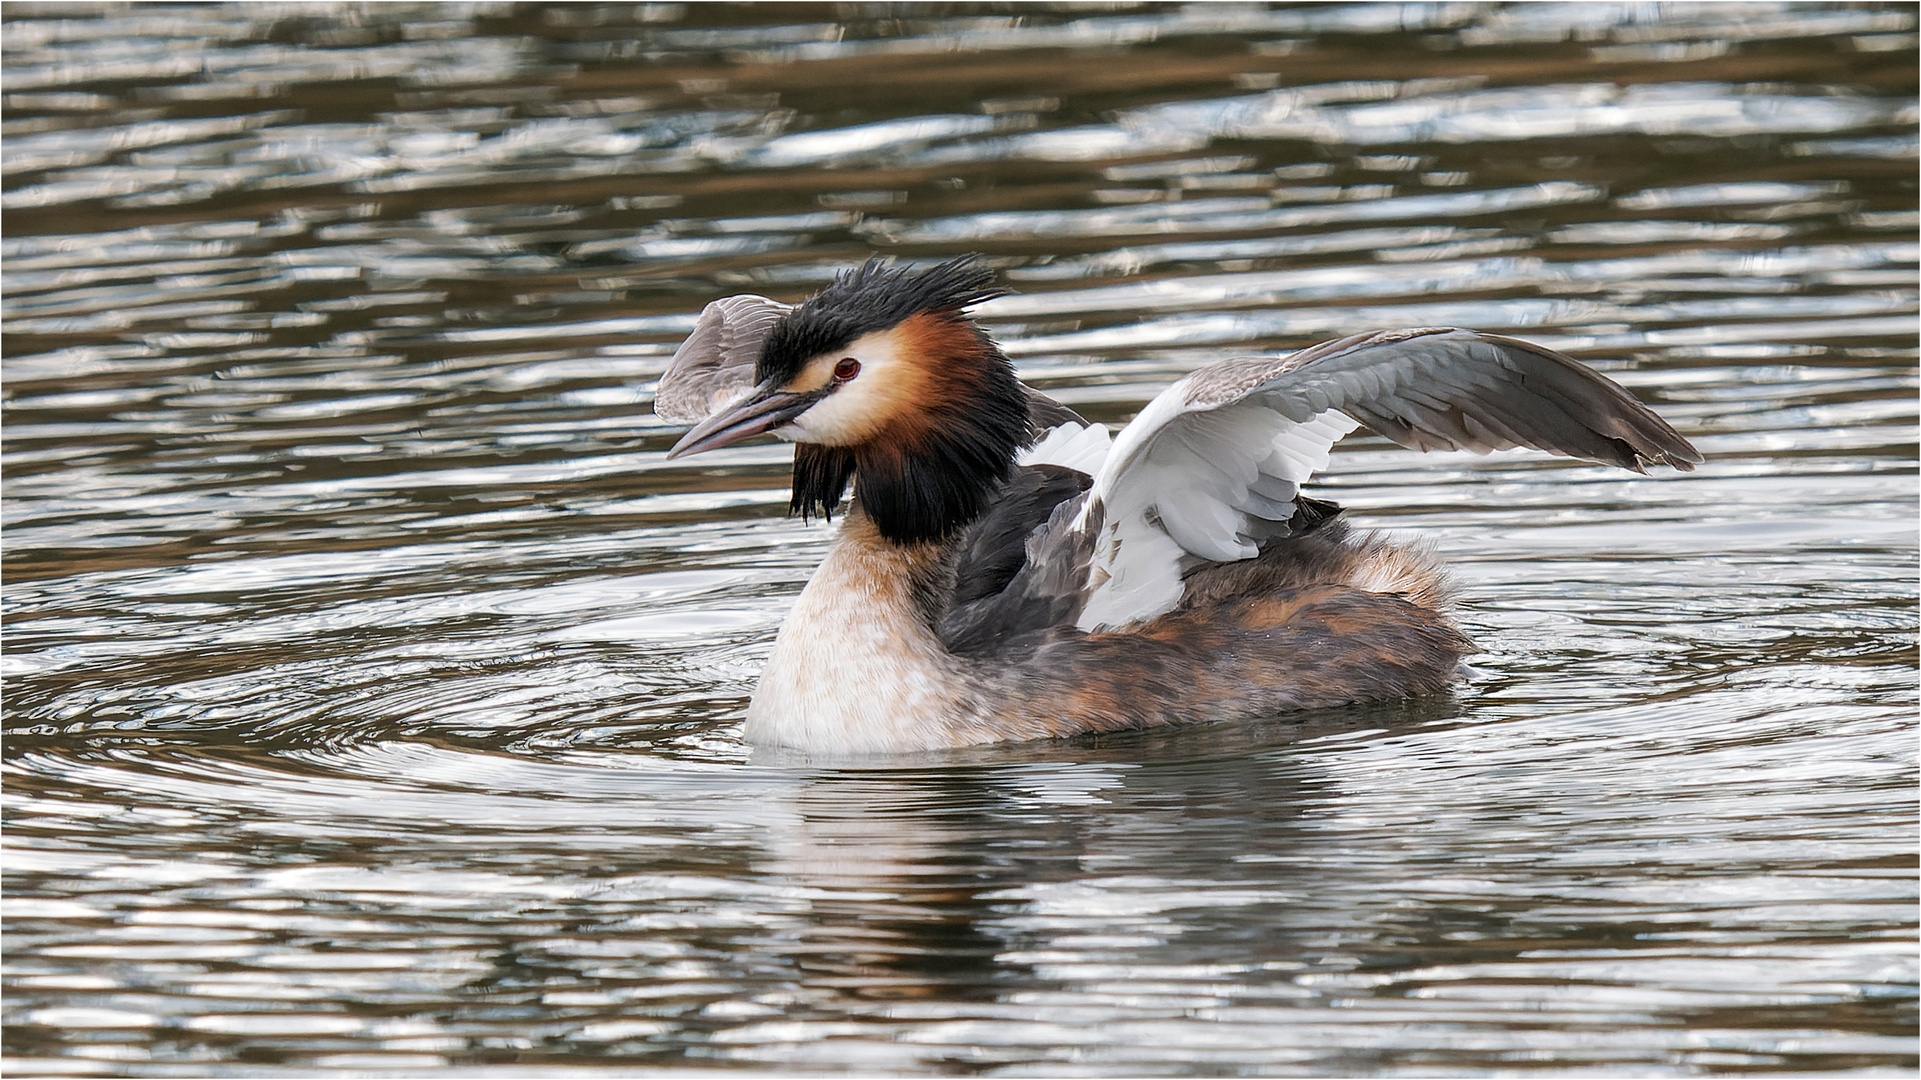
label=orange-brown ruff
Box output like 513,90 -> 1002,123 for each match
658,257 -> 1701,755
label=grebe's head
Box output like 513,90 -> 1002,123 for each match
668,257 -> 1028,544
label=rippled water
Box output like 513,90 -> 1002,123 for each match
4,4 -> 1917,1076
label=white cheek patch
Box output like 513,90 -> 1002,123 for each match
779,330 -> 916,447
784,387 -> 872,445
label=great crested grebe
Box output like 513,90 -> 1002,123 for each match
655,257 -> 1700,754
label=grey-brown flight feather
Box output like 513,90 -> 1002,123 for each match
1187,327 -> 1700,472
653,294 -> 791,425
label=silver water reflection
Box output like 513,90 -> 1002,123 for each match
4,3 -> 1917,1076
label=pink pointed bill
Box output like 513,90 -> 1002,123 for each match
665,384 -> 828,459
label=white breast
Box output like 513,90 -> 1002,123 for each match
744,524 -> 970,755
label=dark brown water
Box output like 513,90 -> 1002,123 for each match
4,3 -> 1917,1076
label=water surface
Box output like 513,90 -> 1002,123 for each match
3,4 -> 1917,1076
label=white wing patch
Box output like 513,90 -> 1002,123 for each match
1075,372 -> 1359,633
1075,513 -> 1189,635
1017,420 -> 1112,475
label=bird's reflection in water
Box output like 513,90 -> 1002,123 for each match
745,694 -> 1468,1014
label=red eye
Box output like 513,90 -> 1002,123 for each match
833,357 -> 860,381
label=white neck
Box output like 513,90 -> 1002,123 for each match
743,511 -> 970,754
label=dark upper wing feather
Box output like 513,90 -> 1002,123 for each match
1023,385 -> 1088,432
939,464 -> 1094,655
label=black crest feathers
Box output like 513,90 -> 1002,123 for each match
756,256 -> 1006,386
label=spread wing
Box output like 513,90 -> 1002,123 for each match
652,294 -> 791,424
1071,327 -> 1701,632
